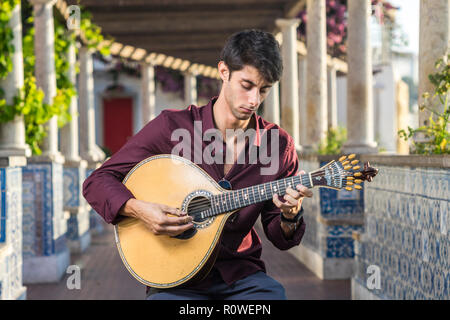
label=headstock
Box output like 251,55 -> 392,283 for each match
310,154 -> 379,190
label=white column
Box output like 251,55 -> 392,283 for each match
298,56 -> 307,145
0,2 -> 30,159
60,39 -> 81,163
327,64 -> 338,130
304,0 -> 328,153
275,18 -> 301,148
141,62 -> 156,127
184,71 -> 198,106
343,0 -> 378,154
418,0 -> 449,126
263,81 -> 280,125
79,46 -> 105,163
32,0 -> 64,162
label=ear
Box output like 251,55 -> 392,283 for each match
218,61 -> 230,82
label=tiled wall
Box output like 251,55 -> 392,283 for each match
353,164 -> 449,299
22,163 -> 67,258
0,167 -> 26,300
299,158 -> 364,260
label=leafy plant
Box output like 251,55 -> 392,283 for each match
317,126 -> 347,155
398,55 -> 449,154
1,2 -> 111,155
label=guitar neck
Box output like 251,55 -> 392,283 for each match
205,174 -> 313,217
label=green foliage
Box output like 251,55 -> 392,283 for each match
398,55 -> 450,155
0,0 -> 19,79
317,126 -> 347,155
1,3 -> 110,155
80,9 -> 111,56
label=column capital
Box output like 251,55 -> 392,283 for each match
275,18 -> 301,29
29,0 -> 57,6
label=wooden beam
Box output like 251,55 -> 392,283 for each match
284,0 -> 306,18
91,16 -> 277,34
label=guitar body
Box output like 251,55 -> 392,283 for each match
114,154 -> 235,289
113,153 -> 379,290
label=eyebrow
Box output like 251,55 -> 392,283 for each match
241,79 -> 272,89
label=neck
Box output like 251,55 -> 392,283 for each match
213,93 -> 253,138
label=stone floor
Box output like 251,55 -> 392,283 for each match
26,221 -> 350,300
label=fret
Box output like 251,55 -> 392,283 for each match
254,185 -> 260,203
263,183 -> 268,201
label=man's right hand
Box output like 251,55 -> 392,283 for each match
119,198 -> 194,237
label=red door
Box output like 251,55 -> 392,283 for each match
103,97 -> 133,155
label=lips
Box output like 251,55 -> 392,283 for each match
240,107 -> 255,113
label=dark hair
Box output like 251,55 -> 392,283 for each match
220,29 -> 283,84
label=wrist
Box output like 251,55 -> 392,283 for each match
280,206 -> 304,223
120,198 -> 140,218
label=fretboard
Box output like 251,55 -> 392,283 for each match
202,174 -> 312,219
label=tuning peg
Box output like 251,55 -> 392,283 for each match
354,172 -> 362,177
342,160 -> 350,166
346,182 -> 354,186
347,176 -> 355,180
339,155 -> 347,162
344,165 -> 352,170
345,187 -> 353,191
351,160 -> 359,165
355,179 -> 363,184
354,185 -> 362,190
353,165 -> 361,170
348,154 -> 356,160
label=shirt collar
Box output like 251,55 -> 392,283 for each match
202,97 -> 262,147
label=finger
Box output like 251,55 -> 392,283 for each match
163,223 -> 195,236
296,184 -> 313,197
298,170 -> 306,175
272,194 -> 285,208
163,206 -> 187,217
163,214 -> 193,226
283,194 -> 300,206
285,187 -> 300,199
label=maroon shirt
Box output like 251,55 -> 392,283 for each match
82,97 -> 306,288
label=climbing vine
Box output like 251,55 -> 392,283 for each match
0,1 -> 110,155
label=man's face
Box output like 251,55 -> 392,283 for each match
220,63 -> 272,121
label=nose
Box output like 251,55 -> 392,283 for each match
248,88 -> 260,107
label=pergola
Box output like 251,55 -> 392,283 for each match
65,0 -> 307,75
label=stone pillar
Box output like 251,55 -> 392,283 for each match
263,81 -> 280,125
33,0 -> 64,162
396,80 -> 410,155
61,40 -> 81,164
343,0 -> 378,154
0,2 -> 27,300
79,46 -> 105,165
184,71 -> 197,106
327,64 -> 338,130
275,18 -> 301,148
78,46 -> 105,235
418,0 -> 449,126
298,56 -> 307,146
141,63 -> 156,127
22,0 -> 69,284
304,0 -> 328,153
61,39 -> 90,254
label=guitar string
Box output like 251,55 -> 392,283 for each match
187,169 -> 353,217
188,174 -> 305,217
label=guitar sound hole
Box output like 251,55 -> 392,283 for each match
187,196 -> 212,223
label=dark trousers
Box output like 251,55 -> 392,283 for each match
146,270 -> 287,300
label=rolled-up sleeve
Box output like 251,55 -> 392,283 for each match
82,111 -> 170,225
260,136 -> 306,250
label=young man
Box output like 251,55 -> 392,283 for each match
83,29 -> 312,300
